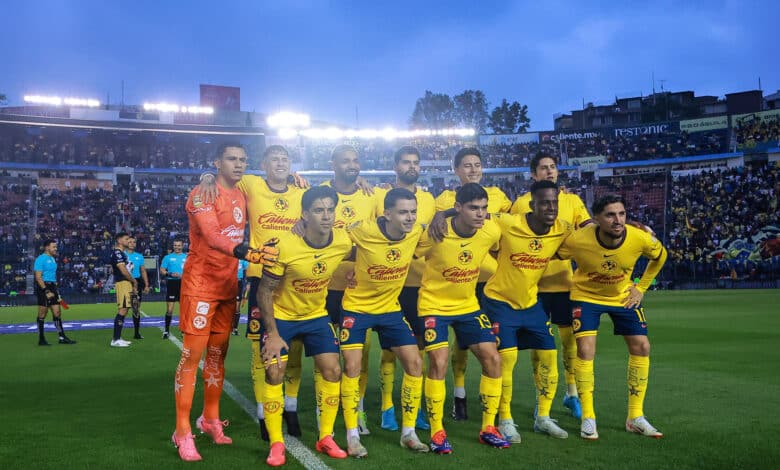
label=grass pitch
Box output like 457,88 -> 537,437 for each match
1,289 -> 778,469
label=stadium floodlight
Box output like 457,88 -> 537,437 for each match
24,95 -> 101,107
277,128 -> 299,140
267,112 -> 311,129
296,126 -> 476,141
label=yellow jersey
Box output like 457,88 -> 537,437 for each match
557,225 -> 666,307
416,218 -> 501,316
237,175 -> 304,278
263,230 -> 353,321
321,181 -> 377,291
342,218 -> 424,314
435,186 -> 511,283
511,189 -> 590,292
374,186 -> 436,287
483,212 -> 573,310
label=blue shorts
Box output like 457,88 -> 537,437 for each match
260,315 -> 340,362
422,310 -> 496,352
482,296 -> 555,351
340,310 -> 417,350
398,286 -> 423,337
539,292 -> 573,326
571,301 -> 649,337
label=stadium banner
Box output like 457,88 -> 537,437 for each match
569,155 -> 607,168
733,109 -> 780,151
679,116 -> 728,133
420,159 -> 453,168
200,84 -> 241,111
540,130 -> 602,143
478,132 -> 539,146
732,108 -> 780,127
38,177 -> 114,191
612,121 -> 679,138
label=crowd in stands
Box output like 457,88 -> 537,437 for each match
735,116 -> 780,150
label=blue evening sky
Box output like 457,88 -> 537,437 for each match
3,0 -> 778,131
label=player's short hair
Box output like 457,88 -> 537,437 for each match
394,145 -> 420,164
530,152 -> 557,174
215,142 -> 246,160
456,182 -> 488,205
592,194 -> 626,215
172,238 -> 185,245
331,144 -> 358,162
384,187 -> 416,210
263,145 -> 288,159
115,232 -> 129,241
530,179 -> 558,196
302,185 -> 338,212
42,238 -> 56,249
453,147 -> 482,169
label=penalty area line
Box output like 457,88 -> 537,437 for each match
141,310 -> 331,470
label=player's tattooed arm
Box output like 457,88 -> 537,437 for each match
258,275 -> 288,368
428,208 -> 457,242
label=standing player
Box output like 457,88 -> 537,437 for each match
371,146 -> 435,431
323,144 -> 377,433
33,239 -> 76,346
109,232 -> 137,347
340,188 -> 428,457
482,180 -> 572,442
557,194 -> 667,440
126,236 -> 150,340
160,239 -> 187,339
510,153 -> 592,421
258,186 -> 352,466
418,183 -> 508,453
434,147 -> 511,420
171,143 -> 276,461
232,259 -> 249,335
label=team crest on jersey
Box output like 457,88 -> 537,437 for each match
233,207 -> 244,223
601,259 -> 617,271
193,315 -> 208,330
529,238 -> 543,252
341,206 -> 356,220
424,329 -> 437,343
193,194 -> 203,207
572,319 -> 582,332
274,198 -> 289,212
385,248 -> 401,264
458,250 -> 473,265
312,261 -> 327,276
249,319 -> 261,333
264,401 -> 281,413
196,301 -> 210,315
340,329 -> 350,342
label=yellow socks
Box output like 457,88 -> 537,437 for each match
380,349 -> 396,411
559,326 -> 578,396
534,349 -> 559,417
627,355 -> 650,420
400,373 -> 423,429
574,357 -> 595,419
359,332 -> 372,405
250,340 -> 266,406
340,374 -> 360,430
478,375 -> 502,431
264,383 -> 284,444
498,348 -> 518,421
425,377 -> 446,434
284,339 -> 303,402
318,379 -> 341,440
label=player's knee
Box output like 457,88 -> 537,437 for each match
320,363 -> 342,382
343,356 -> 362,378
428,350 -> 448,379
402,352 -> 423,376
481,350 -> 502,378
628,338 -> 650,356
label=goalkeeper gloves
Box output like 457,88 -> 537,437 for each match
233,238 -> 280,267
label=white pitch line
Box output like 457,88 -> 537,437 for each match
141,311 -> 331,470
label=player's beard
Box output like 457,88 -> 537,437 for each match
398,171 -> 418,186
341,172 -> 358,185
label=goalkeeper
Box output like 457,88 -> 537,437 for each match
171,143 -> 279,462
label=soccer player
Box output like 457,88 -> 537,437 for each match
126,236 -> 150,340
33,239 -> 76,346
232,259 -> 249,335
556,194 -> 668,440
482,180 -> 573,442
199,145 -> 305,440
323,144 -> 377,433
434,147 -> 511,420
171,143 -> 276,462
510,153 -> 592,421
109,232 -> 137,347
340,187 -> 428,457
160,239 -> 187,339
258,185 -> 352,466
417,183 -> 508,453
371,146 -> 435,432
